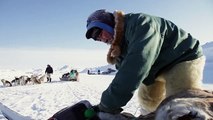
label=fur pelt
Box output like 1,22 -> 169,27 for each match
107,11 -> 125,64
155,89 -> 213,120
136,89 -> 213,120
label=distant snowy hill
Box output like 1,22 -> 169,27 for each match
58,65 -> 69,71
202,41 -> 213,83
54,65 -> 79,74
80,64 -> 117,75
203,41 -> 213,62
57,65 -> 72,74
202,41 -> 213,49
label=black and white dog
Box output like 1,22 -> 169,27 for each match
11,75 -> 31,86
1,79 -> 12,87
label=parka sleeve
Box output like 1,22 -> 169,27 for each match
100,22 -> 164,112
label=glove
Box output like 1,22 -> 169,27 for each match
92,103 -> 123,114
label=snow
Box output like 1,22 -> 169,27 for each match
0,67 -> 212,120
0,70 -> 140,119
0,42 -> 212,119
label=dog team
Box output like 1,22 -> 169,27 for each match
1,64 -> 54,87
1,74 -> 46,87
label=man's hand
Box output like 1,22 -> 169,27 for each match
92,103 -> 123,114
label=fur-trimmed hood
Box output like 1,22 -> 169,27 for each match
107,11 -> 125,65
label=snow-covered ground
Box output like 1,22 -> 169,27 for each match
0,69 -> 212,120
0,71 -> 140,120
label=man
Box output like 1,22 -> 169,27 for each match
85,9 -> 205,115
45,64 -> 53,82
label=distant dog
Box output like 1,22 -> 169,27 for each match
38,75 -> 45,83
25,77 -> 32,84
19,75 -> 31,85
11,77 -> 20,86
30,75 -> 40,84
31,75 -> 45,84
1,79 -> 12,87
11,75 -> 31,86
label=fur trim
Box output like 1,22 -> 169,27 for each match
107,11 -> 125,64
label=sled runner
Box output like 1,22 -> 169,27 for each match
0,102 -> 31,120
59,77 -> 78,81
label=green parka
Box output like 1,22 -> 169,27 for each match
100,11 -> 203,112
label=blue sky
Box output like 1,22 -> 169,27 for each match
0,0 -> 213,50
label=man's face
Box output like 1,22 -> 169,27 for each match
91,29 -> 113,44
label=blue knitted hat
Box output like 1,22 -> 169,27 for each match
86,9 -> 115,39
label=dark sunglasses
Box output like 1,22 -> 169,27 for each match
91,28 -> 102,41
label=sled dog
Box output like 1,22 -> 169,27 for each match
31,75 -> 45,84
1,79 -> 12,87
10,75 -> 31,86
11,77 -> 20,86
